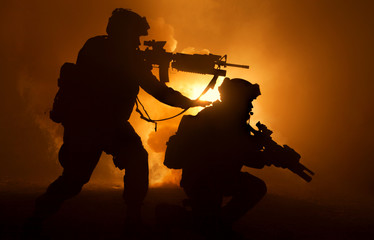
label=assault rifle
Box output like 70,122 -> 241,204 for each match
140,40 -> 249,83
249,121 -> 314,182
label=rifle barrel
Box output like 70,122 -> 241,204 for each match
219,61 -> 249,69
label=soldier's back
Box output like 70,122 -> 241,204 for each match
172,102 -> 249,189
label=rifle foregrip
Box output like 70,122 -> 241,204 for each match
159,63 -> 169,83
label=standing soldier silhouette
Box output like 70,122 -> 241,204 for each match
24,8 -> 208,237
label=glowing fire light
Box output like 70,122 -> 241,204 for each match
198,88 -> 221,102
187,78 -> 224,103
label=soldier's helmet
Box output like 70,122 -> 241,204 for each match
106,8 -> 150,37
219,78 -> 261,103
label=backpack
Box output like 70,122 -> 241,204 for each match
50,62 -> 78,123
164,115 -> 196,169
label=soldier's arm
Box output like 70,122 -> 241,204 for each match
139,63 -> 209,108
242,151 -> 271,169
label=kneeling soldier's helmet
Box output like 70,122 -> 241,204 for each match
106,8 -> 150,37
219,78 -> 261,103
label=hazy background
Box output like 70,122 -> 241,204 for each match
0,0 -> 373,204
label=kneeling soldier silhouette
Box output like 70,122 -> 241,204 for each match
164,78 -> 313,239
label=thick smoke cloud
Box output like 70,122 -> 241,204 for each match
147,126 -> 178,153
1,0 -> 373,203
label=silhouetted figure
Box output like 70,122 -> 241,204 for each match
23,8 -> 208,238
164,78 -> 271,239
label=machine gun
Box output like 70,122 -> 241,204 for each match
140,40 -> 249,84
249,121 -> 314,182
136,40 -> 249,130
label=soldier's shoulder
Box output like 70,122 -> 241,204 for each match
196,101 -> 223,119
83,35 -> 108,49
178,114 -> 197,130
177,102 -> 224,132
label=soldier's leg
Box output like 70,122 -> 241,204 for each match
31,141 -> 102,221
110,123 -> 149,224
184,185 -> 223,235
221,172 -> 267,225
122,148 -> 148,223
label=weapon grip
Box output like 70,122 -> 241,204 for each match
159,63 -> 169,83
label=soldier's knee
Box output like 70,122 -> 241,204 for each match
113,146 -> 148,170
137,148 -> 148,167
46,175 -> 88,199
240,173 -> 267,200
123,148 -> 149,184
255,178 -> 267,198
247,178 -> 266,203
131,148 -> 148,171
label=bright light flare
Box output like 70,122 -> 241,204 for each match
187,78 -> 224,103
204,87 -> 221,101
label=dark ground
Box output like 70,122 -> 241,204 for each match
0,186 -> 373,240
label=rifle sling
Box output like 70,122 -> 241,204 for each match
135,74 -> 219,131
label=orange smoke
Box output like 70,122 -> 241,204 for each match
2,0 -> 374,203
